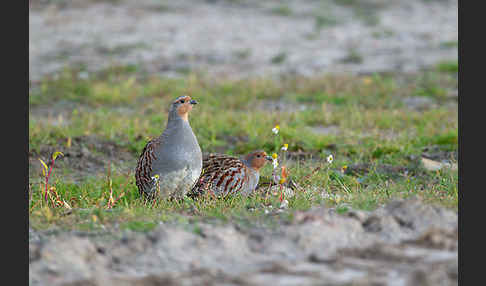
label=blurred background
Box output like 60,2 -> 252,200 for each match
29,0 -> 457,82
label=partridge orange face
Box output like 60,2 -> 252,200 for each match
245,150 -> 272,171
173,96 -> 197,121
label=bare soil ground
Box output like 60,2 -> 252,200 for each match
29,0 -> 457,82
29,135 -> 136,184
29,199 -> 457,286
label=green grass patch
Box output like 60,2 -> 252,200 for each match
436,60 -> 459,73
29,65 -> 458,232
270,5 -> 292,17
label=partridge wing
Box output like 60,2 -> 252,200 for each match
135,138 -> 161,196
190,153 -> 247,197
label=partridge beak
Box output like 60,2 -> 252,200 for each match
265,155 -> 273,162
190,99 -> 198,105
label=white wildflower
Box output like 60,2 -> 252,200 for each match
271,153 -> 279,169
272,159 -> 279,169
327,154 -> 333,164
151,174 -> 160,183
272,125 -> 280,135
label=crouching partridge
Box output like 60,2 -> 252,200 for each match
135,96 -> 202,199
189,150 -> 272,198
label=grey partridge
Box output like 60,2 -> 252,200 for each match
135,96 -> 202,199
189,150 -> 272,198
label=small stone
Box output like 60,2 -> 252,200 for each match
347,210 -> 368,222
421,157 -> 457,171
80,147 -> 91,157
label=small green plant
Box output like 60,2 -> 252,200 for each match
270,5 -> 292,16
271,52 -> 287,64
38,151 -> 68,207
314,14 -> 338,30
341,48 -> 363,64
436,60 -> 458,73
105,177 -> 126,209
234,49 -> 252,60
440,41 -> 458,49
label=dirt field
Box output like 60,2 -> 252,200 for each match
29,199 -> 457,285
29,0 -> 457,81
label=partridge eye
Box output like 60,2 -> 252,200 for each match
256,154 -> 261,158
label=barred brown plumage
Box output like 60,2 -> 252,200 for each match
135,138 -> 160,197
189,150 -> 272,198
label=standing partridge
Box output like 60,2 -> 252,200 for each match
189,150 -> 272,198
135,96 -> 202,199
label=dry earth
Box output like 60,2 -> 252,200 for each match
29,0 -> 458,81
29,199 -> 458,286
